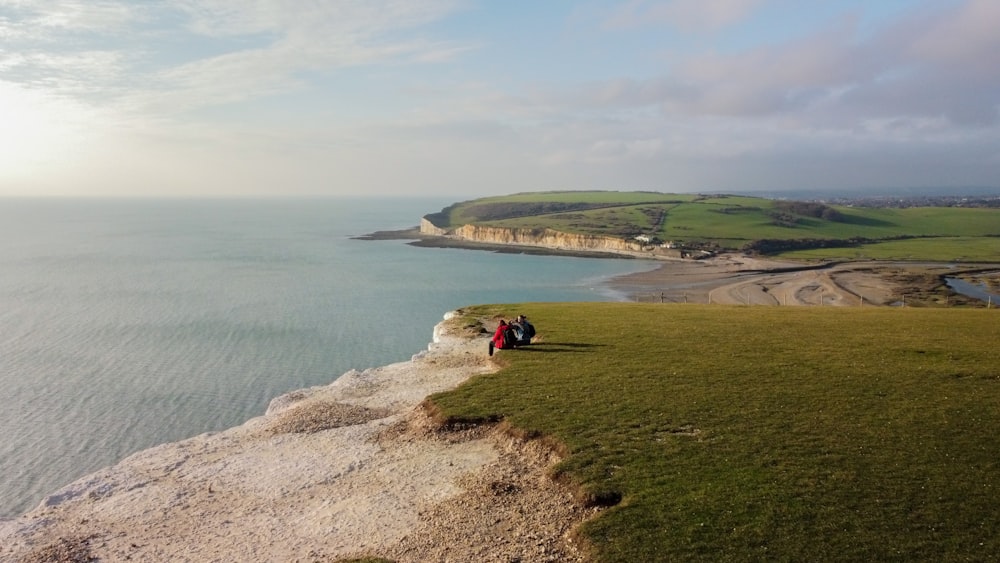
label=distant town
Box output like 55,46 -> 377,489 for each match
821,194 -> 1000,209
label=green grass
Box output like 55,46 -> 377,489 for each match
476,190 -> 697,205
430,303 -> 1000,562
444,191 -> 695,227
658,202 -> 999,244
484,203 -> 682,237
778,236 -> 1000,262
660,201 -> 783,244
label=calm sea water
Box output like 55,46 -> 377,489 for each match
0,197 -> 654,518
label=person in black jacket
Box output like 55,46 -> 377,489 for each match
512,315 -> 535,345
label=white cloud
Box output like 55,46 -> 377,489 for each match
588,138 -> 663,161
909,0 -> 1000,68
37,1 -> 140,32
531,1 -> 1000,133
0,0 -> 143,38
2,0 -> 473,115
604,0 -> 766,31
168,0 -> 462,38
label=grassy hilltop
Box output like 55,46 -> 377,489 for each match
430,303 -> 1000,562
423,191 -> 1000,262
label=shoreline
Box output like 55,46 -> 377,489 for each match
360,229 -> 1000,307
0,312 -> 592,563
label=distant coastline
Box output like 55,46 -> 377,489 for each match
355,228 -> 641,259
357,228 -> 1000,307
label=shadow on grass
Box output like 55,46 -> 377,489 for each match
838,213 -> 897,227
513,342 -> 604,353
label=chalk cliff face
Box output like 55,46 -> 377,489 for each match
456,225 -> 645,253
420,219 -> 646,254
420,218 -> 448,236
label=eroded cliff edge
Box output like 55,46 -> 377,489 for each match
0,313 -> 592,563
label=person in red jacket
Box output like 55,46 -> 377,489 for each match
489,320 -> 513,356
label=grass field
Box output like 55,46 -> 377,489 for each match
777,236 -> 1000,262
430,303 -> 1000,562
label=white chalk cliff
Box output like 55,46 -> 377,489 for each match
0,313 -> 589,562
420,217 -> 689,259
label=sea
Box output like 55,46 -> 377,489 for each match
0,197 -> 656,518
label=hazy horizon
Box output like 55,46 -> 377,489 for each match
3,1 -> 999,199
1,186 -> 997,202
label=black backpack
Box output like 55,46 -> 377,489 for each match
502,326 -> 518,349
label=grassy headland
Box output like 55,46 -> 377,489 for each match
429,303 -> 1000,561
423,191 -> 1000,261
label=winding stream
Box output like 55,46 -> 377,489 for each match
945,276 -> 1000,303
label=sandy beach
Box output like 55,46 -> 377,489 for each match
605,255 -> 992,307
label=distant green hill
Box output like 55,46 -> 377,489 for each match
424,191 -> 1000,261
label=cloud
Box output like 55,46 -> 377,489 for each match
0,1 -> 143,100
0,0 -> 143,38
603,0 -> 766,31
155,1 -> 472,113
908,0 -> 1000,68
430,0 -> 996,192
541,1 -> 1000,132
587,137 -> 664,161
2,0 -> 473,115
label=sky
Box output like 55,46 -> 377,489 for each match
1,0 -> 998,198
